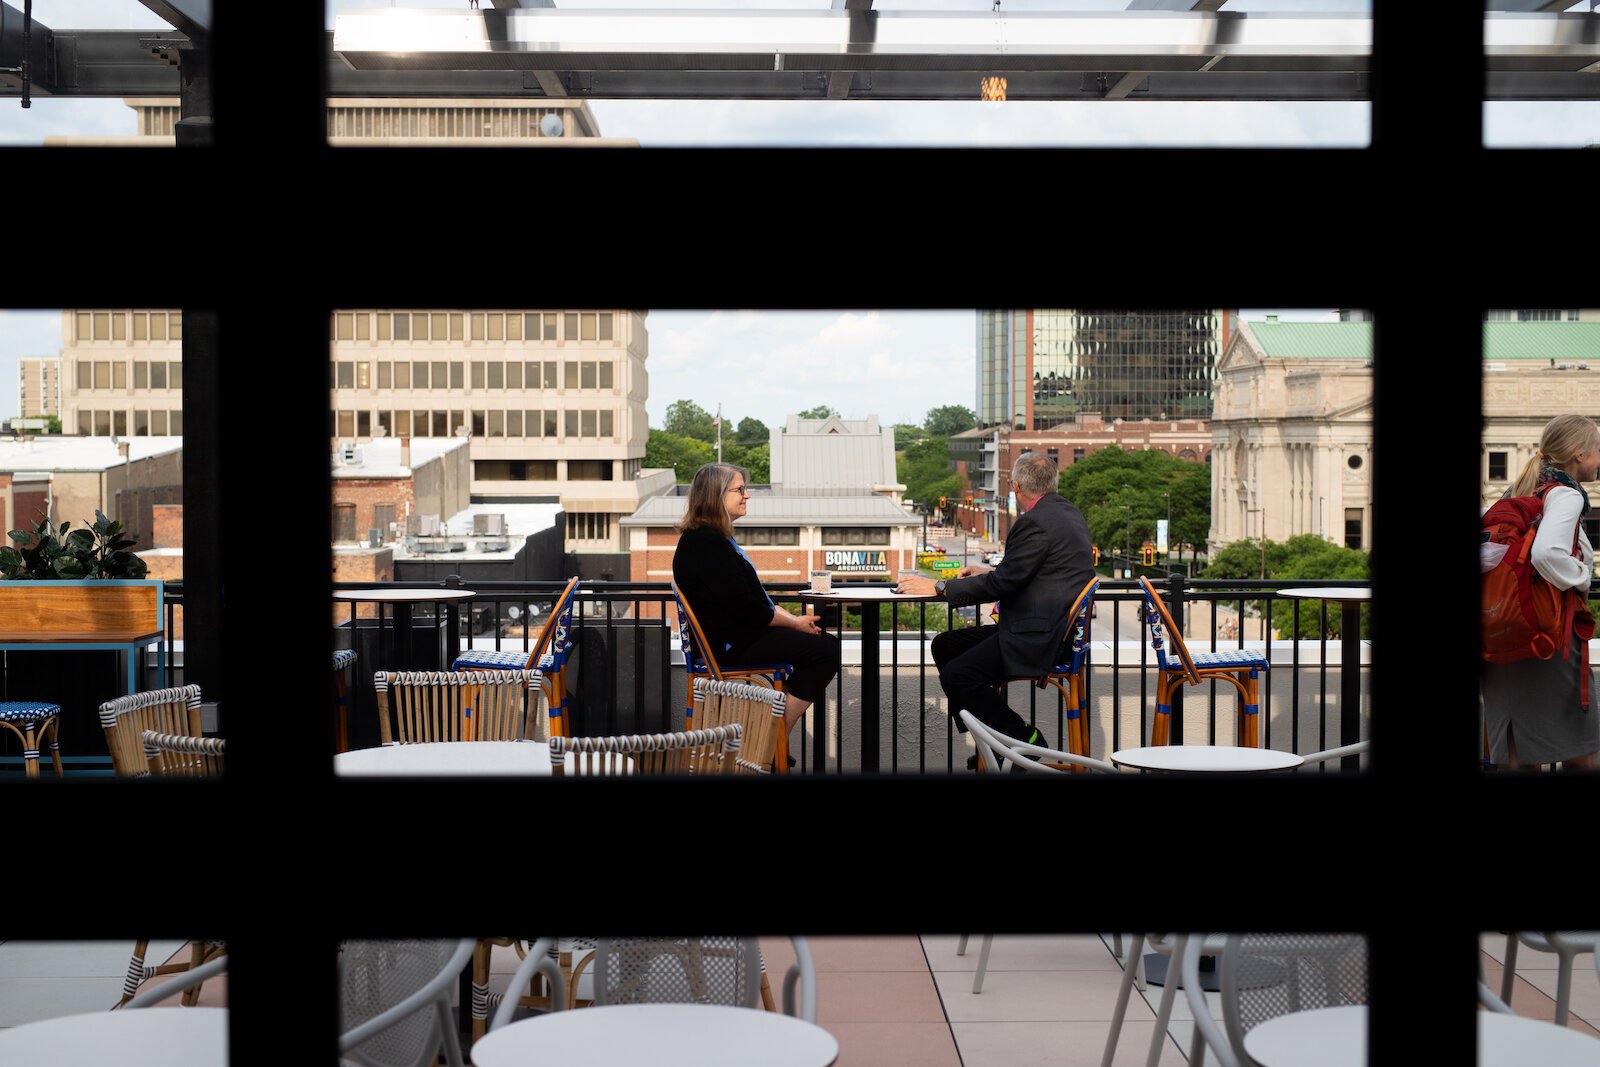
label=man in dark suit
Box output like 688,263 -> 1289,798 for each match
897,452 -> 1095,758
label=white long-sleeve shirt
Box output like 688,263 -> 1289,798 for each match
1532,484 -> 1594,593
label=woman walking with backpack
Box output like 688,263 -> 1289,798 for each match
1483,413 -> 1600,770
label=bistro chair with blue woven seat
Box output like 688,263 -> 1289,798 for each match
1138,576 -> 1270,749
670,580 -> 792,771
99,684 -> 205,777
452,576 -> 578,738
998,576 -> 1099,765
0,700 -> 63,778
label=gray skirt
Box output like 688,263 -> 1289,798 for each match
1482,633 -> 1600,766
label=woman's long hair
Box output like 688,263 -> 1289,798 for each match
676,463 -> 747,537
1507,414 -> 1600,498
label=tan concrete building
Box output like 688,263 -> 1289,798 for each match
59,310 -> 185,438
1209,317 -> 1374,554
770,413 -> 906,502
329,309 -> 673,569
17,356 -> 62,423
1480,320 -> 1600,529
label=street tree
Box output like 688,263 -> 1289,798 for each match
734,416 -> 769,448
1202,534 -> 1370,638
663,399 -> 718,443
923,404 -> 976,437
645,429 -> 715,482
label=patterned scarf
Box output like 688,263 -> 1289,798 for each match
1538,462 -> 1592,516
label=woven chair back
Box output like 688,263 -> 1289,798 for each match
141,730 -> 225,777
1063,577 -> 1098,673
340,939 -> 457,1067
1138,577 -> 1200,684
592,937 -> 763,1009
1221,933 -> 1369,1055
692,678 -> 784,774
98,684 -> 204,777
374,670 -> 541,745
510,575 -> 579,671
547,724 -> 741,776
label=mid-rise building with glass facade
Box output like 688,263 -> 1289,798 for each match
977,309 -> 1231,430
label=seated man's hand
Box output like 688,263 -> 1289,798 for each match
896,574 -> 937,596
957,563 -> 993,579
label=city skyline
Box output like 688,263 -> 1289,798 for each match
0,307 -> 1337,427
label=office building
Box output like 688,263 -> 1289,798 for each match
977,309 -> 1232,430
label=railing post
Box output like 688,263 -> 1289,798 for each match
1166,573 -> 1186,746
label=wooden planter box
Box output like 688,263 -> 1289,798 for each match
0,580 -> 166,770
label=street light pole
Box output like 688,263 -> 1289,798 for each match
1121,482 -> 1132,576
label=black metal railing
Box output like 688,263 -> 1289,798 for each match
331,575 -> 1372,773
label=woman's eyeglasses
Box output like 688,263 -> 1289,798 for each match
726,485 -> 750,497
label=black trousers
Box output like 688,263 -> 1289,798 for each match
931,626 -> 1038,742
723,628 -> 841,705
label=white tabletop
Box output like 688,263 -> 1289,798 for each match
1244,1005 -> 1365,1066
1276,588 -> 1372,603
471,1003 -> 838,1067
0,1007 -> 228,1067
1479,1011 -> 1600,1066
799,588 -> 936,601
333,588 -> 477,603
336,740 -> 552,776
1111,745 -> 1305,772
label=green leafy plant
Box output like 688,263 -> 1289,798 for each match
0,511 -> 149,580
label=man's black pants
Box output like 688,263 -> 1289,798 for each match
930,626 -> 1037,742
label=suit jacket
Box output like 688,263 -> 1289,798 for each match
672,524 -> 776,660
943,492 -> 1096,677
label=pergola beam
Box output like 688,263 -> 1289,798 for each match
135,0 -> 209,38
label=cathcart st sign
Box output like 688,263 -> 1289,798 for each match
823,550 -> 888,573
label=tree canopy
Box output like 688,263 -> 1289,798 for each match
897,435 -> 962,508
1055,445 -> 1211,565
1202,534 -> 1370,639
734,416 -> 769,448
797,404 -> 839,420
923,405 -> 976,437
663,399 -> 718,442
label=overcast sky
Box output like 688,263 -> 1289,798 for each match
0,307 -> 1335,427
0,1 -> 1595,146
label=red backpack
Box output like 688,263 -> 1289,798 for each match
1481,483 -> 1595,683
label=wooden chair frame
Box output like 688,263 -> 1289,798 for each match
671,580 -> 792,772
141,730 -> 225,777
374,670 -> 542,746
1138,576 -> 1267,748
692,677 -> 786,775
547,724 -> 741,777
454,576 -> 579,738
98,684 -> 204,778
119,939 -> 227,1007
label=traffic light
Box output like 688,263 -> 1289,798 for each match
1092,546 -> 1100,565
966,496 -> 974,507
938,496 -> 947,509
1142,545 -> 1155,566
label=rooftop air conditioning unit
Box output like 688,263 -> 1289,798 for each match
340,443 -> 361,465
406,514 -> 422,536
473,513 -> 506,535
418,514 -> 441,536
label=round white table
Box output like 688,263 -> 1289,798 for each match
0,1007 -> 227,1066
1243,1005 -> 1365,1066
336,740 -> 552,776
470,1003 -> 839,1067
1111,745 -> 1304,773
1479,1011 -> 1600,1066
332,587 -> 477,674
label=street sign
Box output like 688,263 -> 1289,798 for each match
930,560 -> 961,571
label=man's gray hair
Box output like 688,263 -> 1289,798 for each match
1012,451 -> 1058,496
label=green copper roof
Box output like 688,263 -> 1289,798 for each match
1483,322 -> 1600,361
1249,320 -> 1372,361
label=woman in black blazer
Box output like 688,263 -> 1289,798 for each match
672,463 -> 840,743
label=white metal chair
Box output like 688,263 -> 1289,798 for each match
122,952 -> 229,1008
339,938 -> 475,1067
1181,932 -> 1369,1067
1498,931 -> 1600,1026
955,710 -> 1119,997
1297,740 -> 1370,770
1100,933 -> 1225,1067
490,936 -> 819,1030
